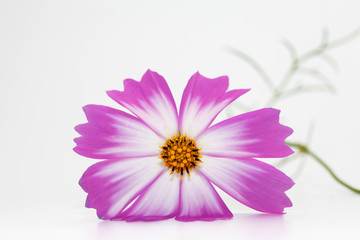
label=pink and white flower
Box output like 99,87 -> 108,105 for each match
74,70 -> 294,221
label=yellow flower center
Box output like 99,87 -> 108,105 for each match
160,135 -> 202,179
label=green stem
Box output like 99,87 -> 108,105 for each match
286,142 -> 360,194
267,27 -> 360,106
225,46 -> 276,90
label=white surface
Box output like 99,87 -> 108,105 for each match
0,0 -> 360,239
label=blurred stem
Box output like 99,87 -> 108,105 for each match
227,27 -> 360,193
225,46 -> 276,90
267,26 -> 360,106
286,141 -> 360,194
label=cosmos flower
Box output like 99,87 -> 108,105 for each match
74,70 -> 294,221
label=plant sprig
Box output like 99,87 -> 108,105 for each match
226,26 -> 360,194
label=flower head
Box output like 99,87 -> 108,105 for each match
74,70 -> 294,221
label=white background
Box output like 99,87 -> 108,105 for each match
1,0 -> 360,239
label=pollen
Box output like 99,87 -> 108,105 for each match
160,135 -> 202,179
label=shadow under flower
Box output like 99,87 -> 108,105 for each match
95,213 -> 290,240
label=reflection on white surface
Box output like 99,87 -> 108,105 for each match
95,214 -> 289,240
2,197 -> 360,240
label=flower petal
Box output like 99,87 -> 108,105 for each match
120,171 -> 180,221
107,69 -> 178,138
197,108 -> 293,158
79,157 -> 163,220
200,156 -> 294,214
179,72 -> 249,138
74,105 -> 164,159
176,171 -> 233,221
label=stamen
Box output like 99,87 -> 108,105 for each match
159,134 -> 202,179
170,167 -> 175,175
185,167 -> 191,177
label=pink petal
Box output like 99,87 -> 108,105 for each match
120,171 -> 180,221
197,108 -> 294,158
179,72 -> 249,138
176,171 -> 233,221
74,105 -> 164,159
107,69 -> 178,138
200,156 -> 294,214
79,157 -> 163,220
